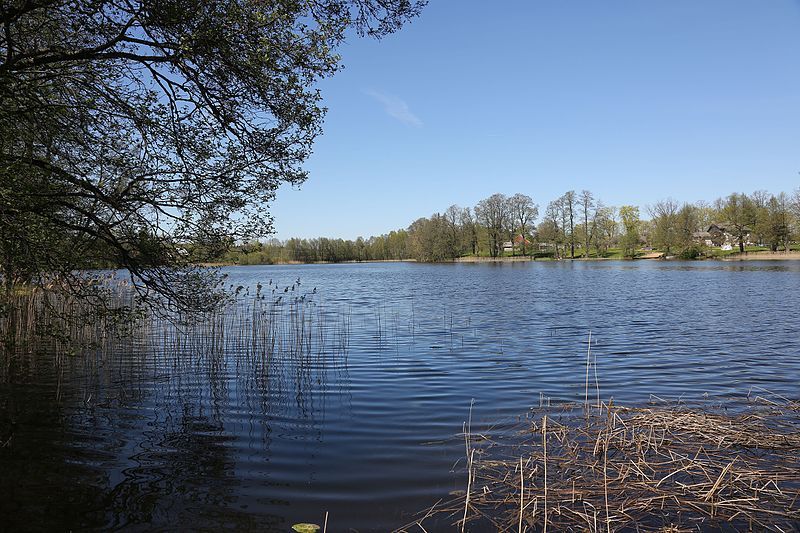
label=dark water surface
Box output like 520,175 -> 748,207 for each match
2,261 -> 799,531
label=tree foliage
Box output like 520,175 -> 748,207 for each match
475,193 -> 510,258
649,199 -> 679,255
0,0 -> 424,309
579,189 -> 594,257
619,205 -> 641,259
508,193 -> 538,256
720,193 -> 756,253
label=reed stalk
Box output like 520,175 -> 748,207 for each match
398,391 -> 800,532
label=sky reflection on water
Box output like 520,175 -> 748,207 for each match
1,261 -> 799,531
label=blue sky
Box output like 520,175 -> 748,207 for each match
269,0 -> 800,240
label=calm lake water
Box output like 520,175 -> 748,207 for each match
2,261 -> 800,531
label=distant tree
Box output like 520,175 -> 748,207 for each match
793,188 -> 800,215
579,190 -> 594,258
792,188 -> 800,239
508,193 -> 538,256
475,194 -> 510,258
694,200 -> 715,231
592,203 -> 616,256
619,205 -> 641,259
408,215 -> 452,262
460,207 -> 479,256
561,191 -> 577,258
675,203 -> 701,252
720,193 -> 756,253
765,193 -> 791,252
560,199 -> 573,256
444,205 -> 465,258
356,237 -> 367,261
386,230 -> 409,260
750,190 -> 771,246
649,198 -> 679,255
535,218 -> 559,257
543,199 -> 564,259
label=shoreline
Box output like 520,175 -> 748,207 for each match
455,251 -> 800,263
198,258 -> 416,267
199,250 -> 800,267
720,251 -> 800,261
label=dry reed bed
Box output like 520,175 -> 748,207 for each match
402,396 -> 800,532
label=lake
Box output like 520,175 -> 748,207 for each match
1,261 -> 799,531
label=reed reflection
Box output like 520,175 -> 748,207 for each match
1,279 -> 352,530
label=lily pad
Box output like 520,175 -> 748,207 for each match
291,524 -> 320,533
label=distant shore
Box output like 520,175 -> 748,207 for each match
456,251 -> 800,263
198,258 -> 416,267
720,251 -> 800,261
199,250 -> 800,267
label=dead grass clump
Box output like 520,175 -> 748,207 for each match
399,396 -> 800,532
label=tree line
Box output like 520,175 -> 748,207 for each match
226,188 -> 800,264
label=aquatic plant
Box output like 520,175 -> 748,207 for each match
398,391 -> 800,532
1,276 -> 351,385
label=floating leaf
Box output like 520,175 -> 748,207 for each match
292,524 -> 320,533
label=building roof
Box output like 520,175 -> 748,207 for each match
708,223 -> 751,233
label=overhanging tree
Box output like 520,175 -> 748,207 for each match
0,0 -> 424,310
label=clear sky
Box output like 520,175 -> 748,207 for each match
269,0 -> 800,240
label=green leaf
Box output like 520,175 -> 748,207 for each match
291,524 -> 320,533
